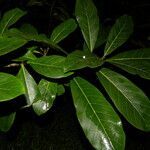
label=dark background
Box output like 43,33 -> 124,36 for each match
0,0 -> 150,149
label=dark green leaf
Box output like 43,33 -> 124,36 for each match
104,15 -> 133,57
0,112 -> 16,132
5,24 -> 38,41
0,73 -> 24,102
97,68 -> 150,131
95,25 -> 110,49
64,50 -> 103,72
18,65 -> 39,106
13,50 -> 36,62
50,19 -> 77,44
83,26 -> 110,51
0,36 -> 27,56
33,79 -> 57,116
75,0 -> 99,52
5,28 -> 67,54
0,8 -> 26,34
107,49 -> 150,80
71,77 -> 125,150
4,28 -> 29,40
28,56 -> 73,79
57,84 -> 65,96
20,23 -> 38,36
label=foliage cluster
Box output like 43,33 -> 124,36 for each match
0,0 -> 150,149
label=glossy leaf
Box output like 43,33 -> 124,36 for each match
97,68 -> 150,131
50,19 -> 77,44
0,8 -> 26,34
0,112 -> 16,132
107,48 -> 150,80
0,36 -> 27,56
71,77 -> 125,150
28,56 -> 73,78
33,79 -> 57,116
104,15 -> 133,57
0,73 -> 24,102
64,50 -> 103,72
18,65 -> 39,106
75,0 -> 99,52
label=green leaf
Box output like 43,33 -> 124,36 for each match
83,26 -> 110,51
64,50 -> 103,72
95,25 -> 110,49
75,0 -> 99,52
0,36 -> 27,56
18,65 -> 39,106
0,8 -> 26,34
13,50 -> 36,62
0,112 -> 16,132
4,28 -> 29,40
20,23 -> 38,36
71,77 -> 125,150
97,68 -> 150,131
33,79 -> 57,116
28,56 -> 73,79
5,28 -> 67,54
104,15 -> 133,57
0,73 -> 24,102
50,19 -> 77,44
107,49 -> 150,80
5,23 -> 38,41
57,84 -> 65,96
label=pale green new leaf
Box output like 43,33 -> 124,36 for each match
28,56 -> 73,79
104,15 -> 133,57
0,73 -> 24,102
0,8 -> 26,34
97,68 -> 150,131
33,79 -> 57,116
75,0 -> 99,52
107,48 -> 150,80
18,65 -> 39,106
0,112 -> 16,132
0,36 -> 27,56
50,19 -> 77,44
71,77 -> 125,150
64,50 -> 103,72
